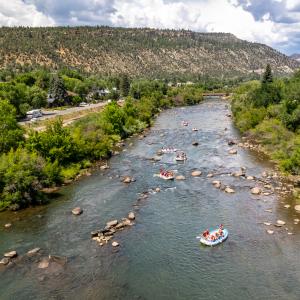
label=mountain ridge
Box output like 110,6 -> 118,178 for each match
0,26 -> 298,78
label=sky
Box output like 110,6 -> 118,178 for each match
0,0 -> 300,55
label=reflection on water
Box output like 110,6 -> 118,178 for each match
1,99 -> 300,300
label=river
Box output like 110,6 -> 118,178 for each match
1,98 -> 300,300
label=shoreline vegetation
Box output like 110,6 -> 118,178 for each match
231,65 -> 300,186
0,69 -> 204,211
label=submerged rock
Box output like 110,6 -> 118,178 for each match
176,175 -> 186,180
72,207 -> 83,215
38,258 -> 49,269
4,223 -> 12,228
246,176 -> 254,180
207,173 -> 214,178
123,176 -> 133,183
192,141 -> 199,146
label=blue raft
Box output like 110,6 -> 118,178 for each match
198,228 -> 228,246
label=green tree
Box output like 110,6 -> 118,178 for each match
49,75 -> 69,106
262,64 -> 273,84
0,100 -> 24,153
120,74 -> 130,97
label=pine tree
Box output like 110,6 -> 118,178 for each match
120,74 -> 130,97
262,64 -> 273,84
49,75 -> 68,106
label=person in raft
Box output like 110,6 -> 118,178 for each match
202,229 -> 210,238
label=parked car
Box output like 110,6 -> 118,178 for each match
26,109 -> 43,120
79,102 -> 88,107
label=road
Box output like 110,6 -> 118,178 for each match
19,102 -> 108,126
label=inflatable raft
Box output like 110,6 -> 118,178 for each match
158,173 -> 174,180
198,228 -> 228,246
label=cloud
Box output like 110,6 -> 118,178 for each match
0,0 -> 55,26
24,0 -> 116,26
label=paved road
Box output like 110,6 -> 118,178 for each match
19,102 -> 108,126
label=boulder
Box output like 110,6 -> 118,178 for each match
72,207 -> 83,215
0,258 -> 9,265
176,175 -> 186,180
123,176 -> 132,183
228,149 -> 237,154
128,212 -> 135,221
212,181 -> 221,188
155,187 -> 161,193
251,187 -> 261,195
228,140 -> 236,146
263,222 -> 272,226
4,251 -> 17,258
207,173 -> 214,178
225,187 -> 235,194
191,170 -> 202,177
112,241 -> 119,247
4,223 -> 12,228
294,205 -> 300,212
267,230 -> 274,235
232,171 -> 244,177
276,220 -> 286,226
192,141 -> 199,146
27,248 -> 41,255
122,218 -> 132,226
115,223 -> 125,230
106,220 -> 118,228
100,165 -> 110,170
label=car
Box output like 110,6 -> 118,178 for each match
79,102 -> 88,107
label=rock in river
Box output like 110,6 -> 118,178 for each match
72,207 -> 83,215
276,220 -> 286,226
176,175 -> 186,180
128,212 -> 135,220
0,258 -> 9,265
27,248 -> 41,255
4,223 -> 12,228
228,149 -> 237,154
112,241 -> 119,247
251,187 -> 261,195
192,141 -> 199,146
123,176 -> 134,183
106,220 -> 118,228
294,205 -> 300,212
212,181 -> 221,188
225,187 -> 235,194
191,170 -> 202,177
4,251 -> 17,258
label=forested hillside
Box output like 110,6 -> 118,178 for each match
0,27 -> 298,79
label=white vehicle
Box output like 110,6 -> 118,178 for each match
79,102 -> 88,107
26,109 -> 43,119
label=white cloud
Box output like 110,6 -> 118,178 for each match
110,0 -> 282,45
0,0 -> 55,26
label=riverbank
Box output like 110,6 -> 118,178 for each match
0,83 -> 204,211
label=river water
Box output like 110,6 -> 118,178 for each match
1,99 -> 300,300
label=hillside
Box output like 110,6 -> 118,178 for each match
290,53 -> 300,62
0,26 -> 298,78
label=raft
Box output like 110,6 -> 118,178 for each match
158,174 -> 174,180
198,228 -> 228,246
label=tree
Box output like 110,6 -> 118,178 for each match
0,100 -> 24,153
262,64 -> 273,84
120,74 -> 130,97
48,75 -> 68,106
